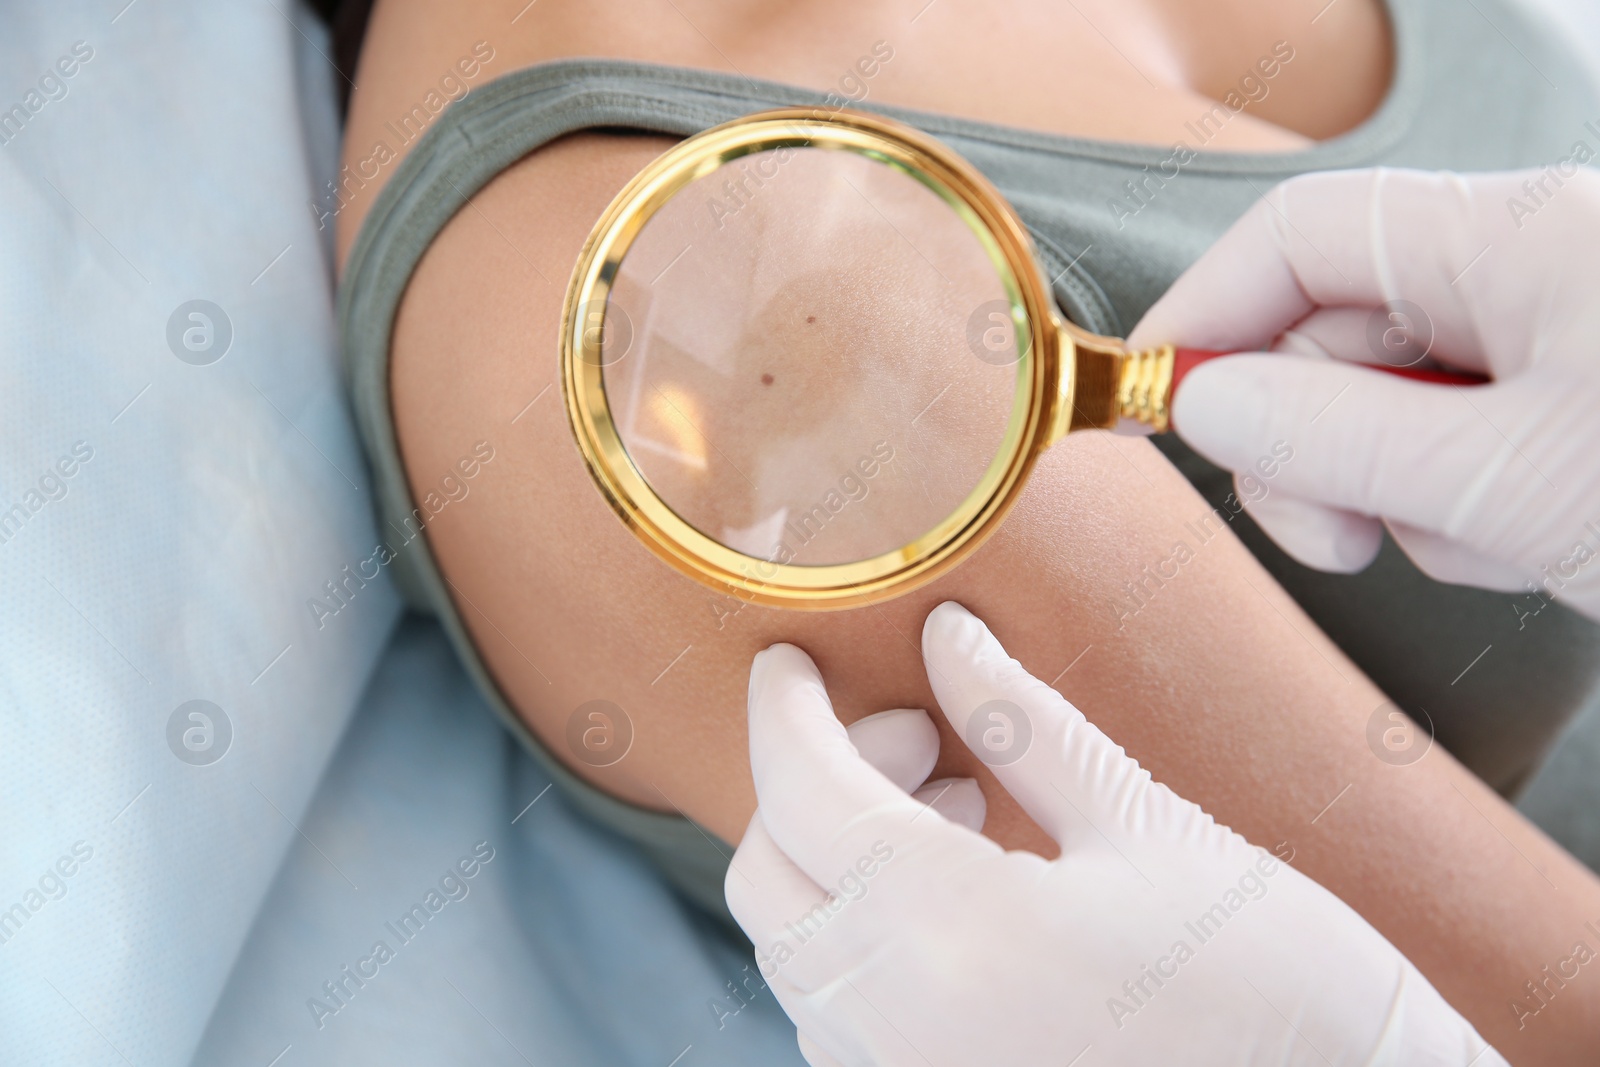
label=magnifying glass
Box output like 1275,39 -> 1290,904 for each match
561,107 -> 1481,610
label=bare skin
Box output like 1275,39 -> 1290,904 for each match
340,1 -> 1600,1060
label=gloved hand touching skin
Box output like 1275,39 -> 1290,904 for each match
1129,167 -> 1600,621
727,601 -> 1504,1067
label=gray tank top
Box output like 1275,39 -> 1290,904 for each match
340,0 -> 1600,922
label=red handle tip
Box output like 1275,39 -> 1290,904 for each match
1169,346 -> 1489,392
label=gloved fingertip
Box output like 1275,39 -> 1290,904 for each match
911,776 -> 986,832
747,643 -> 838,743
1249,492 -> 1383,574
753,640 -> 811,667
921,601 -> 996,664
1170,355 -> 1278,456
1328,523 -> 1385,573
750,642 -> 821,694
847,708 -> 938,794
848,706 -> 929,730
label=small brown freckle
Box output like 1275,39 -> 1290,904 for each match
806,315 -> 816,324
761,373 -> 775,386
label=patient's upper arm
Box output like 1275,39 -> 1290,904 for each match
387,130 -> 1600,1064
387,130 -> 1216,846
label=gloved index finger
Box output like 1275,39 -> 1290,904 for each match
747,643 -> 951,889
921,601 -> 1214,866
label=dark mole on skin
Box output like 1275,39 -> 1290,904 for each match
761,373 -> 775,386
806,316 -> 816,323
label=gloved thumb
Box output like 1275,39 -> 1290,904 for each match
845,708 -> 987,832
1173,352 -> 1543,571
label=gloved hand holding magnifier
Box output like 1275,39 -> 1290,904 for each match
561,108 -> 1480,609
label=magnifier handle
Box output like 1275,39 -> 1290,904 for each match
1171,347 -> 1491,390
1058,334 -> 1493,438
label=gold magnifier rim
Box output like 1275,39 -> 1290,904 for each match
560,106 -> 1066,609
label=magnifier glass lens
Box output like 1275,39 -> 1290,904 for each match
599,146 -> 1023,566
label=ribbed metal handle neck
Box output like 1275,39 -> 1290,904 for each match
1052,322 -> 1177,438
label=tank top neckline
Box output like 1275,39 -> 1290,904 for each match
513,0 -> 1417,177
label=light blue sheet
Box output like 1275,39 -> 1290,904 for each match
194,616 -> 803,1066
0,4 -> 398,1064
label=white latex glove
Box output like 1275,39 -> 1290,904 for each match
1130,166 -> 1600,621
727,601 -> 1504,1067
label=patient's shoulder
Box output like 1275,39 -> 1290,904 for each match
385,131 -> 705,813
388,131 -> 673,444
